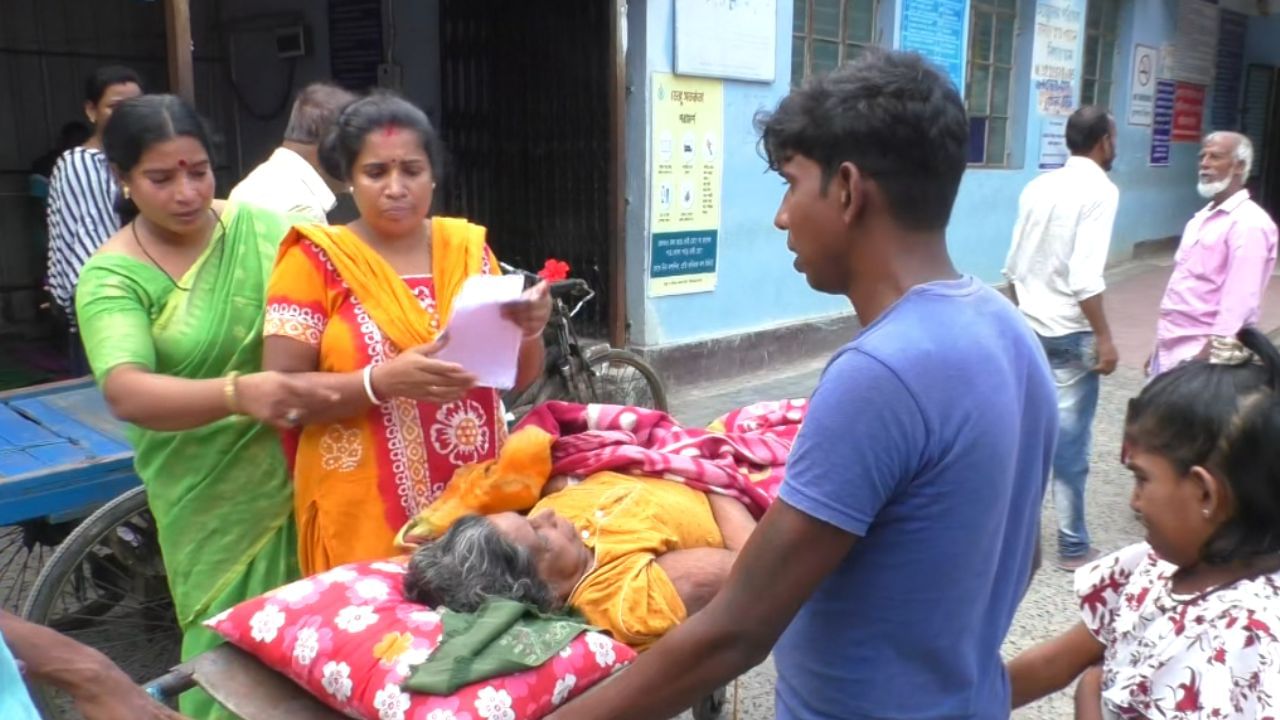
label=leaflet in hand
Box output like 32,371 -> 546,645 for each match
435,274 -> 526,390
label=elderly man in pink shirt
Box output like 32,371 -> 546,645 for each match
1149,132 -> 1280,376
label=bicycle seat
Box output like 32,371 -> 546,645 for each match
549,278 -> 591,301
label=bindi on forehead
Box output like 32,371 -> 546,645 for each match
379,124 -> 404,139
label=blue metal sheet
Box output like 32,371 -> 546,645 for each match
0,403 -> 68,452
0,466 -> 138,525
11,391 -> 130,456
0,378 -> 139,523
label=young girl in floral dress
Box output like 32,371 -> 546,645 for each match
1008,327 -> 1280,719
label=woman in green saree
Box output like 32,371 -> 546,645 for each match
75,95 -> 337,719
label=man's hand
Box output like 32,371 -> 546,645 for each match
1093,335 -> 1118,375
1,610 -> 186,720
1195,339 -> 1213,361
71,661 -> 186,720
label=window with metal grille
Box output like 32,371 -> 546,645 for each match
966,0 -> 1017,166
791,0 -> 878,86
1080,0 -> 1120,108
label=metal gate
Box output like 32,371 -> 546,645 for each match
438,0 -> 613,337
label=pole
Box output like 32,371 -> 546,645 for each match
164,0 -> 195,104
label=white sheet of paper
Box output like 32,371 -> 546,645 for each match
434,273 -> 526,390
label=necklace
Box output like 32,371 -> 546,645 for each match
130,209 -> 224,290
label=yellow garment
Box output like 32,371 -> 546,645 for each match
533,472 -> 724,651
398,427 -> 555,545
274,218 -> 494,350
402,428 -> 725,649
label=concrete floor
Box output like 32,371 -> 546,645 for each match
663,255 -> 1280,719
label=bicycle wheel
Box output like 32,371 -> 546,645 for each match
576,349 -> 669,412
22,486 -> 180,718
0,519 -> 75,614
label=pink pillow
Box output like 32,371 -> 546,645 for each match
205,558 -> 635,720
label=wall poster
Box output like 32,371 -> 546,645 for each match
648,73 -> 724,298
896,0 -> 969,94
1128,44 -> 1159,126
674,0 -> 777,82
1031,0 -> 1084,117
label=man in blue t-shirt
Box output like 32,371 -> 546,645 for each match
550,48 -> 1056,720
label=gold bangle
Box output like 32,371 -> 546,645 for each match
224,371 -> 243,415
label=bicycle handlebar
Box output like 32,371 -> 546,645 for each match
499,263 -> 595,316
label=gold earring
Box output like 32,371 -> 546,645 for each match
122,186 -> 131,200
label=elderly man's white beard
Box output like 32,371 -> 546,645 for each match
1197,176 -> 1231,199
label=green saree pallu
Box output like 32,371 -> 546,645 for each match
76,203 -> 301,720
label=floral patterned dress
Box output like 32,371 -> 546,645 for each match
266,237 -> 505,575
1077,543 -> 1280,719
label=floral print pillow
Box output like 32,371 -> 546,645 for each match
205,558 -> 635,720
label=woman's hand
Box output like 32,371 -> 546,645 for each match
236,371 -> 340,429
502,281 -> 551,339
372,337 -> 478,404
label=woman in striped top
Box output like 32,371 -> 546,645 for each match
45,65 -> 142,373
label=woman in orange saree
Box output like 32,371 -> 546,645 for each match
262,92 -> 551,575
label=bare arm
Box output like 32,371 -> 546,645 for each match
654,547 -> 736,616
706,492 -> 758,551
1078,294 -> 1118,374
261,336 -> 380,425
550,500 -> 857,720
514,334 -> 545,393
1073,665 -> 1105,720
1,610 -> 185,720
1006,621 -> 1105,709
101,365 -> 336,432
261,335 -> 479,426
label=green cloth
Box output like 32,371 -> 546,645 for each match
404,599 -> 596,695
75,203 -> 301,720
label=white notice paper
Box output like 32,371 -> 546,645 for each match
435,274 -> 526,390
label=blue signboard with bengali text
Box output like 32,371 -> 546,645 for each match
1150,79 -> 1175,167
896,0 -> 970,95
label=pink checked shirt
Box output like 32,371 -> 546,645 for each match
1151,190 -> 1279,376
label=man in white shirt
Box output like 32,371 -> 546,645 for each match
1004,105 -> 1119,571
229,82 -> 356,222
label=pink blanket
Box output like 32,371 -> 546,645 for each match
515,400 -> 808,517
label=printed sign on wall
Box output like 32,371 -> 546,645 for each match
1171,82 -> 1206,143
674,0 -> 777,82
1149,79 -> 1176,167
1031,0 -> 1084,117
896,0 -> 969,94
1128,44 -> 1158,126
648,73 -> 724,298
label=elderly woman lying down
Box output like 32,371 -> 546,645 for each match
397,416 -> 774,650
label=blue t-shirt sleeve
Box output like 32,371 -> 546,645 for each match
779,348 -> 927,536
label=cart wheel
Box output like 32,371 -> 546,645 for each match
21,486 -> 180,718
692,685 -> 727,720
577,349 -> 669,412
0,519 -> 76,613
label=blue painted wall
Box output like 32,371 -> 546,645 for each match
629,0 -> 1257,348
1245,11 -> 1280,66
627,0 -> 849,347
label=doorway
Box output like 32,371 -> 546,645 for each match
1241,63 -> 1280,218
436,0 -> 621,340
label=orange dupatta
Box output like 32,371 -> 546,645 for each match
272,218 -> 499,574
274,217 -> 495,349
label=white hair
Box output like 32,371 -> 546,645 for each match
1207,131 -> 1254,178
404,515 -> 558,612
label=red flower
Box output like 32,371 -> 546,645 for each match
1173,669 -> 1202,712
538,259 -> 571,282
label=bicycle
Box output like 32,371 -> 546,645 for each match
499,264 -> 668,424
